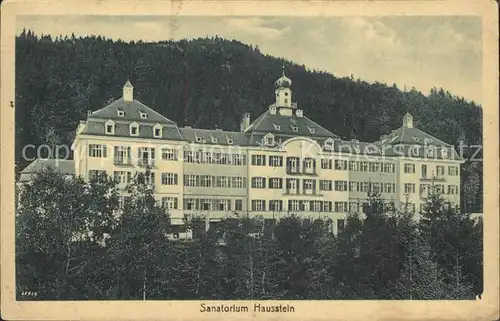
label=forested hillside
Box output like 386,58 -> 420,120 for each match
14,29 -> 483,211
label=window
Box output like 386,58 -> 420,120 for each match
130,124 -> 139,136
138,147 -> 155,166
88,170 -> 107,182
141,172 -> 155,185
251,200 -> 266,211
106,124 -> 114,134
227,137 -> 234,145
337,219 -> 345,232
412,136 -> 419,142
369,162 -> 381,172
264,134 -> 274,146
320,180 -> 332,191
211,136 -> 218,144
303,179 -> 315,190
436,165 -> 445,176
404,183 -> 416,194
322,201 -> 332,212
334,160 -> 347,170
161,148 -> 178,161
195,135 -> 202,143
324,139 -> 334,150
441,148 -> 448,158
422,164 -> 428,178
230,177 -> 243,188
161,197 -> 178,210
334,180 -> 348,191
154,126 -> 162,138
113,171 -> 131,184
269,155 -> 283,167
117,109 -> 124,117
335,202 -> 348,213
286,157 -> 300,173
233,154 -> 246,166
273,122 -> 281,130
303,158 -> 316,170
448,185 -> 459,195
269,200 -> 283,211
200,175 -> 213,187
349,202 -> 360,213
288,200 -> 299,212
382,163 -> 395,173
215,176 -> 228,188
427,147 -> 436,158
185,174 -> 197,187
251,177 -> 266,189
308,126 -> 315,134
349,181 -> 357,192
435,184 -> 445,194
359,182 -> 370,193
291,125 -> 298,132
448,166 -> 459,176
268,177 -> 283,189
420,184 -> 429,196
114,146 -> 131,165
89,144 -> 107,158
202,199 -> 211,211
161,173 -> 178,185
251,155 -> 266,166
140,111 -> 148,119
321,159 -> 332,169
235,199 -> 243,211
286,178 -> 298,193
404,163 -> 416,174
383,183 -> 396,193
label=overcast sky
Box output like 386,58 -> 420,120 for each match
17,15 -> 482,104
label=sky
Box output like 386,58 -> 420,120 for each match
17,15 -> 483,104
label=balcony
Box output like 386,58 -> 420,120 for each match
113,158 -> 132,166
420,175 -> 445,182
286,166 -> 301,175
138,159 -> 156,167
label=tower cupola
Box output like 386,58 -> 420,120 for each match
274,66 -> 293,108
403,112 -> 414,128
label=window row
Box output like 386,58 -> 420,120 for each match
104,121 -> 164,138
184,151 -> 246,165
348,181 -> 396,194
184,175 -> 246,188
349,161 -> 395,173
184,198 -> 242,211
419,184 -> 459,196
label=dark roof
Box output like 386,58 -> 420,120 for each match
245,109 -> 339,139
19,159 -> 75,182
89,98 -> 176,125
380,126 -> 451,147
179,128 -> 249,146
81,120 -> 184,141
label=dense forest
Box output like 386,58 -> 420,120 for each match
17,168 -> 483,300
15,29 -> 483,211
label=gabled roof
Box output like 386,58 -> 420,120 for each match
179,128 -> 249,146
89,98 -> 176,125
19,159 -> 75,182
245,109 -> 339,138
380,126 -> 450,147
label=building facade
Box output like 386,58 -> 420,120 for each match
66,72 -> 463,235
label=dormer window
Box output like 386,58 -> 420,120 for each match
153,124 -> 162,138
264,133 -> 274,146
140,111 -> 148,120
441,148 -> 448,159
427,146 -> 436,158
195,134 -> 202,143
130,122 -> 139,137
308,126 -> 315,134
117,109 -> 125,117
105,120 -> 115,135
324,138 -> 334,150
226,136 -> 234,145
291,125 -> 298,132
411,146 -> 420,157
412,136 -> 419,142
273,122 -> 281,130
211,136 -> 218,144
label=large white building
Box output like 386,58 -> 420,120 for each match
24,70 -> 464,235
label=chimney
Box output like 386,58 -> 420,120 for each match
123,79 -> 134,102
240,113 -> 251,132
